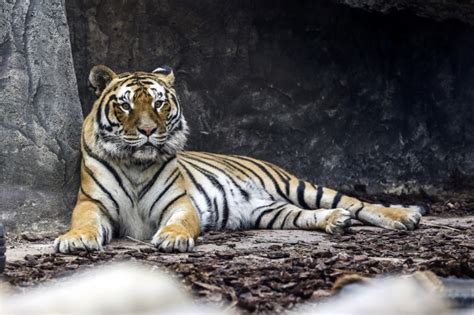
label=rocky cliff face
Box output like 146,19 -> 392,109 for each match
66,0 -> 474,195
0,0 -> 83,232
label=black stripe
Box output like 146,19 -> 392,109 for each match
216,156 -> 262,187
189,195 -> 202,216
148,172 -> 180,217
83,140 -> 135,207
80,187 -> 113,222
267,207 -> 286,229
95,102 -> 110,131
100,225 -> 109,245
83,163 -> 120,216
138,157 -> 175,199
119,74 -> 159,81
179,162 -> 212,212
156,193 -> 186,223
354,204 -> 365,219
212,198 -> 220,228
232,156 -> 292,204
189,194 -> 211,233
251,202 -> 278,215
332,192 -> 342,208
104,97 -> 119,127
118,73 -> 133,78
199,153 -> 251,179
135,75 -> 160,80
255,209 -> 274,228
163,169 -> 179,185
139,80 -> 155,85
265,163 -> 291,196
316,186 -> 323,209
222,156 -> 267,188
80,187 -> 117,241
265,162 -> 291,181
180,159 -> 230,228
95,99 -> 102,126
221,199 -> 230,229
222,157 -> 277,201
96,96 -> 118,131
280,211 -> 293,229
168,112 -> 181,131
169,120 -> 183,134
255,204 -> 287,228
184,154 -> 250,201
297,180 -> 311,209
293,211 -> 302,228
176,121 -> 183,131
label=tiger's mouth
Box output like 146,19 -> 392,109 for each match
122,135 -> 167,148
132,141 -> 159,152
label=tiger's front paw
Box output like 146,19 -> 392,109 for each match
151,224 -> 195,253
54,226 -> 107,254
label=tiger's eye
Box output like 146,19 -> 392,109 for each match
155,100 -> 164,109
121,103 -> 131,111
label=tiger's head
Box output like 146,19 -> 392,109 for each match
87,65 -> 188,163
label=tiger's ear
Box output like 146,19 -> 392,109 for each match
89,65 -> 117,97
152,66 -> 175,85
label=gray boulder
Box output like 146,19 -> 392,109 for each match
0,0 -> 83,232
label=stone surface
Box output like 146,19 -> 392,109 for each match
66,0 -> 474,196
334,0 -> 474,26
0,0 -> 83,232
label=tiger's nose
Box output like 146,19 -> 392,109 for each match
137,127 -> 157,136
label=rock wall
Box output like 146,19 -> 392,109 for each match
66,0 -> 474,196
0,0 -> 83,232
335,0 -> 474,26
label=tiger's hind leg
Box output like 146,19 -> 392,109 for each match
251,201 -> 351,234
277,177 -> 422,231
319,190 -> 423,230
215,154 -> 422,231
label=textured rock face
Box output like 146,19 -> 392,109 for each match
0,0 -> 83,231
334,0 -> 474,26
66,0 -> 474,196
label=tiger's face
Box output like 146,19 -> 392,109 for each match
88,65 -> 188,162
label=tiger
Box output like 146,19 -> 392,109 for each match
54,65 -> 423,253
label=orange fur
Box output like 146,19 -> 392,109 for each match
160,196 -> 201,240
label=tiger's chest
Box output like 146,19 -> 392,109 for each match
124,159 -> 188,239
85,156 -> 184,239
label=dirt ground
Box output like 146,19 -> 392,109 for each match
1,213 -> 473,313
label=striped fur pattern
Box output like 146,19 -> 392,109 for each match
55,66 -> 423,253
